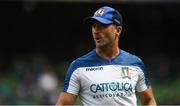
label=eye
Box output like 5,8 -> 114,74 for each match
92,23 -> 96,28
91,22 -> 109,28
100,24 -> 108,28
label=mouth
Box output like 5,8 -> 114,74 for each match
95,36 -> 102,42
95,37 -> 100,40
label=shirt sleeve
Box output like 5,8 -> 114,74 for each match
135,68 -> 148,92
63,61 -> 80,95
135,58 -> 150,92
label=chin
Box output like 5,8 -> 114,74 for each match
96,44 -> 108,49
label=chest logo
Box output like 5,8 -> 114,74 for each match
86,67 -> 103,71
121,67 -> 131,79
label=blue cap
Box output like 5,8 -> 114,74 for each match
85,6 -> 123,26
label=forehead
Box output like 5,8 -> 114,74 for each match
91,21 -> 115,27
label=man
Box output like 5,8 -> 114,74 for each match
56,6 -> 156,105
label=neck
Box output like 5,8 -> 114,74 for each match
96,46 -> 120,61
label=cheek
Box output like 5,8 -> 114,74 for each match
104,33 -> 115,42
107,30 -> 115,39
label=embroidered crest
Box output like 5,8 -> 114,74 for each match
121,67 -> 131,79
94,8 -> 104,16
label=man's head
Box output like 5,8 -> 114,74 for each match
85,6 -> 123,49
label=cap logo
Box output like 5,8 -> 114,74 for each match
94,9 -> 104,16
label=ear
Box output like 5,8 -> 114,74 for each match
115,26 -> 122,36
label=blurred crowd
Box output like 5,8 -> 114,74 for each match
0,53 -> 69,104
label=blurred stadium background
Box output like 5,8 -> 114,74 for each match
1,0 -> 180,105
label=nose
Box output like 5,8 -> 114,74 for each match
93,28 -> 100,36
92,24 -> 101,34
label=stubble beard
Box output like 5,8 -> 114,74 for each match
95,41 -> 114,51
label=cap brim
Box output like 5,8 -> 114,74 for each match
84,17 -> 113,25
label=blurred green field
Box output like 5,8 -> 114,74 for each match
151,78 -> 180,104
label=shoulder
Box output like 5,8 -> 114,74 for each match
68,49 -> 97,71
120,50 -> 142,63
120,50 -> 145,70
77,49 -> 97,62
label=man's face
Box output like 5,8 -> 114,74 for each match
92,21 -> 119,49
